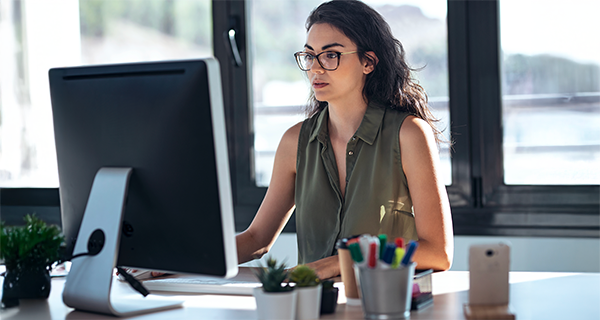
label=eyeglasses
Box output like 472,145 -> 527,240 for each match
294,50 -> 358,71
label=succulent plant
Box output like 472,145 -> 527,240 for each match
252,257 -> 293,293
0,214 -> 64,271
289,264 -> 320,287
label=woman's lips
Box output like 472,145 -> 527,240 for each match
313,81 -> 328,89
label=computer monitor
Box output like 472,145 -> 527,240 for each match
49,58 -> 238,316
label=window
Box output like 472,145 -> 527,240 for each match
0,0 -> 80,188
0,0 -> 212,189
248,0 -> 317,187
446,0 -> 599,236
0,0 -> 213,226
499,0 -> 600,185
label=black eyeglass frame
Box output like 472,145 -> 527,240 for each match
294,50 -> 358,71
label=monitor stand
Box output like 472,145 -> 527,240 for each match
62,168 -> 183,317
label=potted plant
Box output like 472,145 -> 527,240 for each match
0,214 -> 64,306
320,279 -> 339,315
252,257 -> 297,320
289,264 -> 322,320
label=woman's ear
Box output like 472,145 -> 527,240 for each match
363,51 -> 379,74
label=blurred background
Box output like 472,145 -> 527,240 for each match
2,0 -> 597,189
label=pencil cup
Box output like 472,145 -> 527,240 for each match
355,263 -> 416,320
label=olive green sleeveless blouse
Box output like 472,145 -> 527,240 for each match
295,103 -> 418,264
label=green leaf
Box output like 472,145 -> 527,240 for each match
289,264 -> 320,287
252,256 -> 293,293
0,214 -> 65,270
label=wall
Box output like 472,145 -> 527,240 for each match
242,233 -> 600,272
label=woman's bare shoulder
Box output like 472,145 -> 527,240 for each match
399,115 -> 435,147
279,121 -> 304,149
272,121 -> 305,173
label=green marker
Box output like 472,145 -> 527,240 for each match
348,242 -> 367,267
348,242 -> 364,264
378,234 -> 387,260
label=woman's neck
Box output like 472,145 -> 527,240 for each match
327,98 -> 368,142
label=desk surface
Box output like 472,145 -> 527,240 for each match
1,270 -> 599,320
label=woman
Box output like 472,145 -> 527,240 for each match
236,0 -> 453,279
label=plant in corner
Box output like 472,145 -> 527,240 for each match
289,264 -> 320,287
251,257 -> 297,320
289,264 -> 323,320
253,257 -> 293,293
0,214 -> 64,306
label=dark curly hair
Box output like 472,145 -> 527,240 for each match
304,0 -> 446,146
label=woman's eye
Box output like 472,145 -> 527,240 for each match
325,52 -> 338,59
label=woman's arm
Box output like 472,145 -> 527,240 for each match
400,116 -> 454,271
236,123 -> 302,264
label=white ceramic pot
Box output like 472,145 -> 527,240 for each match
253,287 -> 297,320
295,284 -> 323,320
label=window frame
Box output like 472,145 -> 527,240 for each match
446,0 -> 599,237
212,0 -> 271,231
2,0 -> 598,237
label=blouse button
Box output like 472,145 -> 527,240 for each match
348,151 -> 354,156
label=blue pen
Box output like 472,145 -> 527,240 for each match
400,241 -> 418,266
382,243 -> 396,265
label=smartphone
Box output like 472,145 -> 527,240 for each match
468,242 -> 510,305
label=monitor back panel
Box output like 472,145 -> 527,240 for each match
50,60 -> 229,276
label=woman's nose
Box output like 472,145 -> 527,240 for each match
310,62 -> 325,74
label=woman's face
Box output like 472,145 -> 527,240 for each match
304,23 -> 373,106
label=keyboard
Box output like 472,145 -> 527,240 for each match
142,273 -> 261,296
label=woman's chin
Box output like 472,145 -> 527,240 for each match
313,93 -> 328,103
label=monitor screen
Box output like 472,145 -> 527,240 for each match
49,58 -> 237,278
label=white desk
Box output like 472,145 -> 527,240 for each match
1,271 -> 599,319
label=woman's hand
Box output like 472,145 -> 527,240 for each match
120,269 -> 165,279
304,255 -> 340,280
